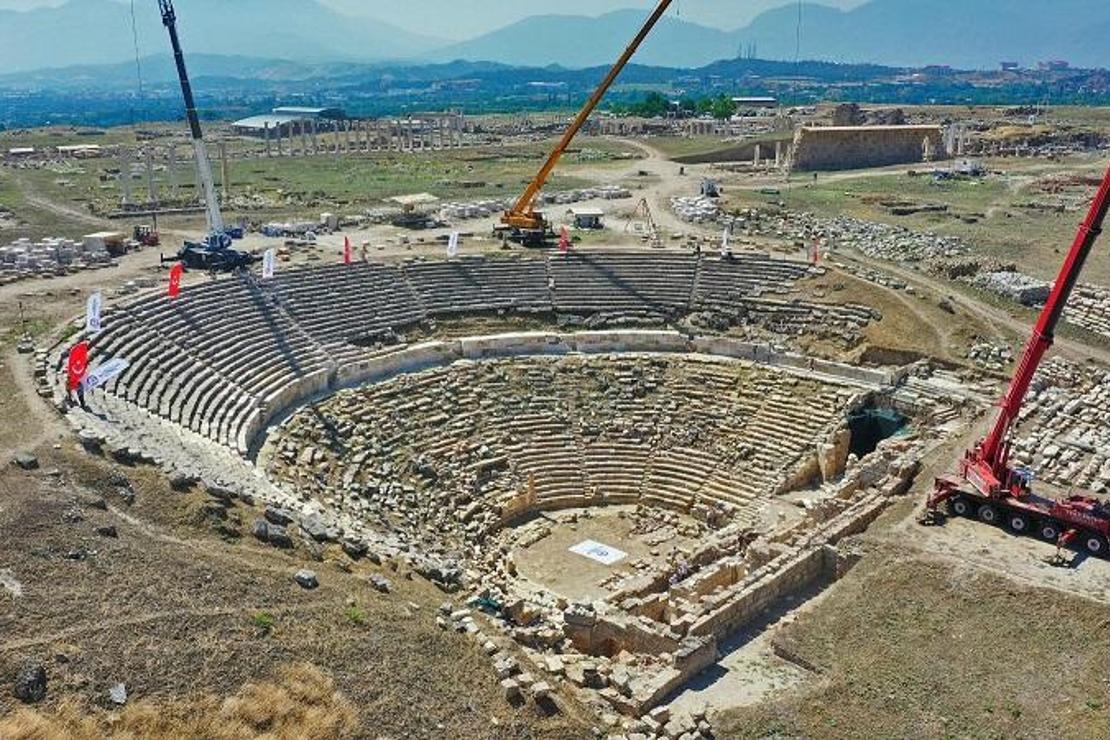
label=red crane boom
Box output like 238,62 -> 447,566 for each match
924,160 -> 1110,559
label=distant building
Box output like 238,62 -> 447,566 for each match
791,125 -> 947,172
923,65 -> 955,77
1000,62 -> 1020,71
568,207 -> 604,230
1038,60 -> 1070,71
731,96 -> 777,109
56,144 -> 102,158
231,106 -> 346,137
272,106 -> 345,120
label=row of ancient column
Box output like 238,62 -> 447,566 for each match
751,141 -> 789,171
261,114 -> 467,157
119,142 -> 232,210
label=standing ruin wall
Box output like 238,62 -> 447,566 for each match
791,125 -> 947,171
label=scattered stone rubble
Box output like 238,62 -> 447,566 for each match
732,206 -> 1110,343
1,237 -> 116,285
1064,283 -> 1110,341
438,186 -> 632,223
1011,358 -> 1110,494
970,271 -> 1050,306
670,196 -> 721,224
264,353 -> 926,720
967,342 -> 1015,371
722,207 -> 970,263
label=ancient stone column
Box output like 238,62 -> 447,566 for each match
219,141 -> 229,202
754,144 -> 762,168
119,149 -> 133,207
144,148 -> 156,207
310,119 -> 318,155
168,143 -> 180,198
300,120 -> 308,156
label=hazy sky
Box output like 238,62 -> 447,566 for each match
0,0 -> 869,40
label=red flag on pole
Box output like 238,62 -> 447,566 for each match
67,340 -> 89,392
559,226 -> 570,254
168,262 -> 184,298
343,236 -> 352,264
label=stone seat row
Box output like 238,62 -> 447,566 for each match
86,252 -> 852,457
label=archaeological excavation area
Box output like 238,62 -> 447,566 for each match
37,248 -> 946,725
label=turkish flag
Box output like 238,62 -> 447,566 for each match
343,236 -> 352,264
67,340 -> 90,392
168,262 -> 184,298
559,226 -> 570,254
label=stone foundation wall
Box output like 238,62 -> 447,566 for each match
792,125 -> 946,171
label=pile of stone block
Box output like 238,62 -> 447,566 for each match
1011,358 -> 1110,494
1064,283 -> 1110,340
670,196 -> 721,224
0,237 -> 113,284
970,270 -> 1050,306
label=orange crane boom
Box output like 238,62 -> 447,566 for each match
501,0 -> 675,238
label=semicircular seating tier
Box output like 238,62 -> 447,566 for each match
80,251 -> 875,454
266,355 -> 863,545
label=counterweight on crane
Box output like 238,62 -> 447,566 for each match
499,0 -> 674,244
922,160 -> 1110,560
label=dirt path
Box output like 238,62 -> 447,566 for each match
10,170 -> 113,230
0,601 -> 332,653
839,249 -> 1110,366
609,139 -> 717,237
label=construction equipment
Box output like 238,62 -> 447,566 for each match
921,160 -> 1110,561
498,0 -> 674,245
624,198 -> 662,248
133,225 -> 160,247
157,0 -> 257,273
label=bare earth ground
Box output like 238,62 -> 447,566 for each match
714,549 -> 1110,740
0,360 -> 589,739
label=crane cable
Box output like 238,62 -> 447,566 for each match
130,0 -> 146,114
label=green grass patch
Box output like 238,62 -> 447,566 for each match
345,606 -> 369,627
250,611 -> 276,634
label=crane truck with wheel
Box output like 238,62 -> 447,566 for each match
921,160 -> 1110,561
157,0 -> 257,273
497,0 -> 674,245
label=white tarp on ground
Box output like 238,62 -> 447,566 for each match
569,540 -> 627,566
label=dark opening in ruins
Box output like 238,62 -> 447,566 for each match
847,406 -> 907,458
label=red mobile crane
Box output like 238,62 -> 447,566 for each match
498,0 -> 675,244
921,161 -> 1110,560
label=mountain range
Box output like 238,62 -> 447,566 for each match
0,0 -> 1107,75
0,0 -> 441,74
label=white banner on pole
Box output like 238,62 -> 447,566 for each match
262,248 -> 276,280
81,358 -> 130,391
447,231 -> 460,258
85,292 -> 103,336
